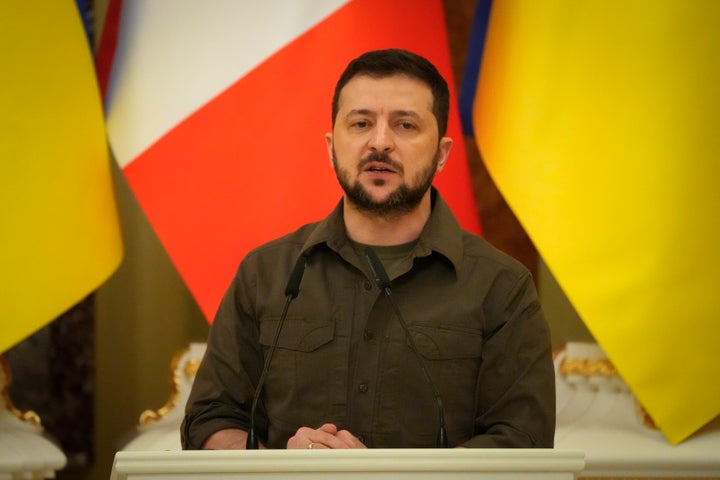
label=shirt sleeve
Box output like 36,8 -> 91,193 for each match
461,269 -> 556,448
181,266 -> 266,449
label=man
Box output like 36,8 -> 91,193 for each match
181,49 -> 555,449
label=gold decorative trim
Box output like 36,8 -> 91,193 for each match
639,404 -> 658,429
0,354 -> 42,426
139,346 -> 191,425
554,344 -> 659,431
559,357 -> 618,377
183,357 -> 201,377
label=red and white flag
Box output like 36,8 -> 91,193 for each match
104,0 -> 480,320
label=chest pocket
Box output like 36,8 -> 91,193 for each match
393,324 -> 483,444
408,324 -> 483,360
256,316 -> 342,432
259,316 -> 334,352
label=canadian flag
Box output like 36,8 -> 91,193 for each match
104,0 -> 480,321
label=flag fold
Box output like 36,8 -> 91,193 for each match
473,0 -> 720,443
1,2 -> 123,353
105,0 -> 480,320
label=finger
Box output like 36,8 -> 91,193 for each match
285,435 -> 306,449
312,429 -> 348,449
317,423 -> 338,435
334,429 -> 367,449
286,426 -> 340,449
286,426 -> 318,449
309,429 -> 361,449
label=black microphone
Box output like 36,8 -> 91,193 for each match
246,252 -> 308,449
363,247 -> 448,448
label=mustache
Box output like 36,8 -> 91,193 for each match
358,152 -> 403,172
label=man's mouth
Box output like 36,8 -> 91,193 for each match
365,163 -> 396,173
359,152 -> 402,175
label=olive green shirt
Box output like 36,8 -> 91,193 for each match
182,189 -> 555,449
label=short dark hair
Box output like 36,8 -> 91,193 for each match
331,49 -> 450,137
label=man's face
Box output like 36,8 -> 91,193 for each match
326,74 -> 452,216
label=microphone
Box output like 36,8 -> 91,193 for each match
363,247 -> 448,448
246,252 -> 308,449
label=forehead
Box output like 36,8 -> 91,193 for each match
337,74 -> 433,114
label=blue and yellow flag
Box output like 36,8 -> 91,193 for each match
0,2 -> 123,353
472,0 -> 720,444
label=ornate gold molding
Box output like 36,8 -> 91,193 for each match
559,357 -> 618,377
0,354 -> 41,426
184,357 -> 201,378
554,344 -> 658,430
139,346 -> 196,425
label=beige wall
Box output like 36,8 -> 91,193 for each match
538,261 -> 594,348
91,165 -> 208,480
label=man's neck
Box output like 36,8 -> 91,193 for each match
343,192 -> 432,246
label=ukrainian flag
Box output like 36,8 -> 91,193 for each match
0,1 -> 122,353
470,0 -> 720,444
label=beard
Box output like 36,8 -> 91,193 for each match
332,149 -> 439,218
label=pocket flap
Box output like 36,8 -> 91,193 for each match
408,325 -> 483,360
259,316 -> 335,352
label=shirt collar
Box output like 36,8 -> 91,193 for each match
416,187 -> 465,272
301,187 -> 466,272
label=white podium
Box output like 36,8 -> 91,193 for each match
119,342 -> 720,478
109,448 -> 584,480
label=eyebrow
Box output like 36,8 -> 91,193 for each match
346,108 -> 421,119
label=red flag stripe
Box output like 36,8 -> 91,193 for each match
123,0 -> 480,319
95,0 -> 123,101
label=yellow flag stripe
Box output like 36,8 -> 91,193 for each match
0,2 -> 123,353
474,0 -> 720,443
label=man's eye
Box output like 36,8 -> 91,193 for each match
399,122 -> 415,130
353,121 -> 369,128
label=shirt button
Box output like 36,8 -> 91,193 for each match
363,330 -> 374,341
358,383 -> 369,393
363,281 -> 372,291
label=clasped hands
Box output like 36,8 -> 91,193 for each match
286,423 -> 366,449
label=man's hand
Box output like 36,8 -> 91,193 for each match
286,423 -> 367,449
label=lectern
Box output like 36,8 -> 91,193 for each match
110,448 -> 584,480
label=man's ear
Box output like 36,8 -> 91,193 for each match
436,136 -> 453,173
325,132 -> 334,167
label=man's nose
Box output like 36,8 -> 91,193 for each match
368,123 -> 394,152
